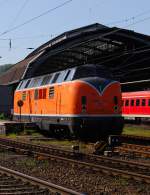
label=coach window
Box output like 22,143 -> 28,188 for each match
136,99 -> 140,106
125,100 -> 129,106
142,99 -> 146,106
123,100 -> 125,106
149,99 -> 150,106
34,89 -> 38,100
131,99 -> 134,106
49,87 -> 54,98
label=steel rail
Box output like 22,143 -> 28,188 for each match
0,137 -> 150,169
0,137 -> 150,183
116,146 -> 150,158
0,165 -> 83,195
121,143 -> 150,151
120,134 -> 150,145
32,151 -> 150,184
120,134 -> 150,141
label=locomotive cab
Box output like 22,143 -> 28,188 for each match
69,65 -> 123,139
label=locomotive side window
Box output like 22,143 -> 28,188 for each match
51,73 -> 60,83
17,81 -> 23,90
56,70 -> 67,83
66,68 -> 76,81
64,70 -> 71,81
49,87 -> 54,98
19,80 -> 28,89
149,99 -> 150,106
131,99 -> 134,106
136,99 -> 140,106
125,100 -> 129,106
41,75 -> 52,85
24,79 -> 31,88
142,99 -> 146,106
34,89 -> 38,100
30,77 -> 42,88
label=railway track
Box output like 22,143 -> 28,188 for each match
0,137 -> 150,184
115,143 -> 150,158
0,165 -> 82,195
120,134 -> 150,145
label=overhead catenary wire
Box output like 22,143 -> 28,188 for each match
1,3 -> 150,51
8,0 -> 29,30
0,0 -> 148,39
1,0 -> 150,66
0,0 -> 73,36
107,8 -> 150,26
0,34 -> 57,41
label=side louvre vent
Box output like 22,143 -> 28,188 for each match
49,87 -> 54,98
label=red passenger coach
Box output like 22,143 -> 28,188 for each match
122,91 -> 150,120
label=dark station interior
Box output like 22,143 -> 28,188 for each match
25,23 -> 150,92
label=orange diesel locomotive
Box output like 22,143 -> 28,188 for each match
13,64 -> 123,139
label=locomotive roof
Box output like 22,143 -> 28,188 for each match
0,23 -> 150,89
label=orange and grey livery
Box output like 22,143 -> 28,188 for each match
14,64 -> 124,140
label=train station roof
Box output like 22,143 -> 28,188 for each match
0,23 -> 150,90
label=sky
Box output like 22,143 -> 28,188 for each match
0,0 -> 150,65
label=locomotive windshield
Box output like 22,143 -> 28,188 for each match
73,64 -> 112,80
73,64 -> 116,93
